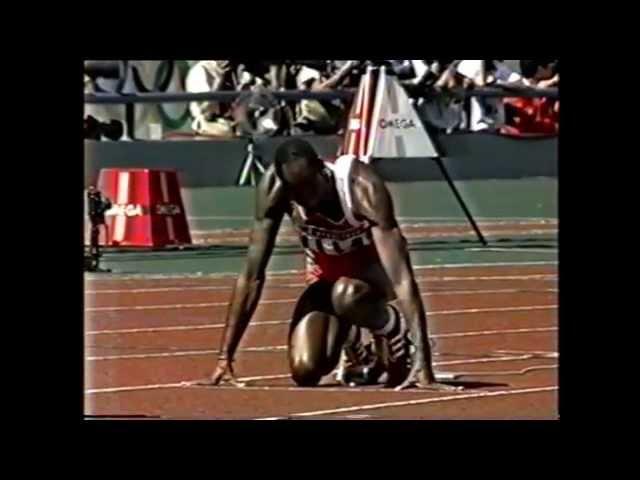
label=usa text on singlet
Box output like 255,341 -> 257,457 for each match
288,155 -> 381,284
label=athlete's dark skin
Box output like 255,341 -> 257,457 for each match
189,155 -> 462,391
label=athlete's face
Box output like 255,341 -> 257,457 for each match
290,167 -> 333,212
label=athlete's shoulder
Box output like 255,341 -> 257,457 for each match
256,163 -> 288,218
351,159 -> 387,197
349,159 -> 395,226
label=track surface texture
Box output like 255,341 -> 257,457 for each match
85,259 -> 558,420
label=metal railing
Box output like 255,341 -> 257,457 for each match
84,86 -> 558,105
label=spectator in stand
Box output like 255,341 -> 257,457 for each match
292,61 -> 360,135
501,59 -> 559,136
415,60 -> 467,133
328,60 -> 364,89
455,59 -> 512,132
234,61 -> 310,136
236,61 -> 288,90
185,60 -> 238,137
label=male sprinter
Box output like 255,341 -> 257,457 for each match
197,139 -> 460,391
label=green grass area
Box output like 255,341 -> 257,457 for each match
91,177 -> 558,276
97,234 -> 558,276
184,178 -> 557,231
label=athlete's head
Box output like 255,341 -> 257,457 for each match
274,139 -> 333,211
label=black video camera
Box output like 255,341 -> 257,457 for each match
84,115 -> 124,141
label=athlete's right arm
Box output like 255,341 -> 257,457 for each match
217,165 -> 287,363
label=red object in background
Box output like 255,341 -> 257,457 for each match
341,68 -> 379,157
502,97 -> 559,136
97,168 -> 192,247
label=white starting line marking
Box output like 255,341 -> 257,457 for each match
85,289 -> 557,312
85,260 -> 558,281
85,361 -> 558,395
255,386 -> 559,419
86,307 -> 557,336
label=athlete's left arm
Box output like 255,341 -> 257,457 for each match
354,163 -> 456,390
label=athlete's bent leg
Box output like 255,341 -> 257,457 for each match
288,281 -> 349,386
330,276 -> 411,386
330,276 -> 391,331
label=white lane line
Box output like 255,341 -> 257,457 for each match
86,276 -> 558,294
87,345 -> 287,361
451,365 -> 558,378
435,327 -> 557,339
86,289 -> 557,312
86,279 -> 557,294
255,386 -> 559,419
87,320 -> 289,335
493,349 -> 559,358
85,374 -> 295,395
85,298 -> 294,312
436,354 -> 539,366
85,382 -> 186,394
85,307 -> 557,335
86,332 -> 557,361
85,260 -> 558,281
432,305 -> 556,315
87,319 -> 556,341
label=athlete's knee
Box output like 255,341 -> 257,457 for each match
290,354 -> 323,386
331,277 -> 372,317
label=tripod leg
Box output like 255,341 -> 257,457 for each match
434,157 -> 488,246
238,143 -> 255,186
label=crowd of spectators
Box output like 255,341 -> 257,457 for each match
84,60 -> 559,140
184,59 -> 558,138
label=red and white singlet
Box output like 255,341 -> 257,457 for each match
288,155 -> 381,284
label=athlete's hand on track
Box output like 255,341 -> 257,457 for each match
394,362 -> 464,392
181,359 -> 246,388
